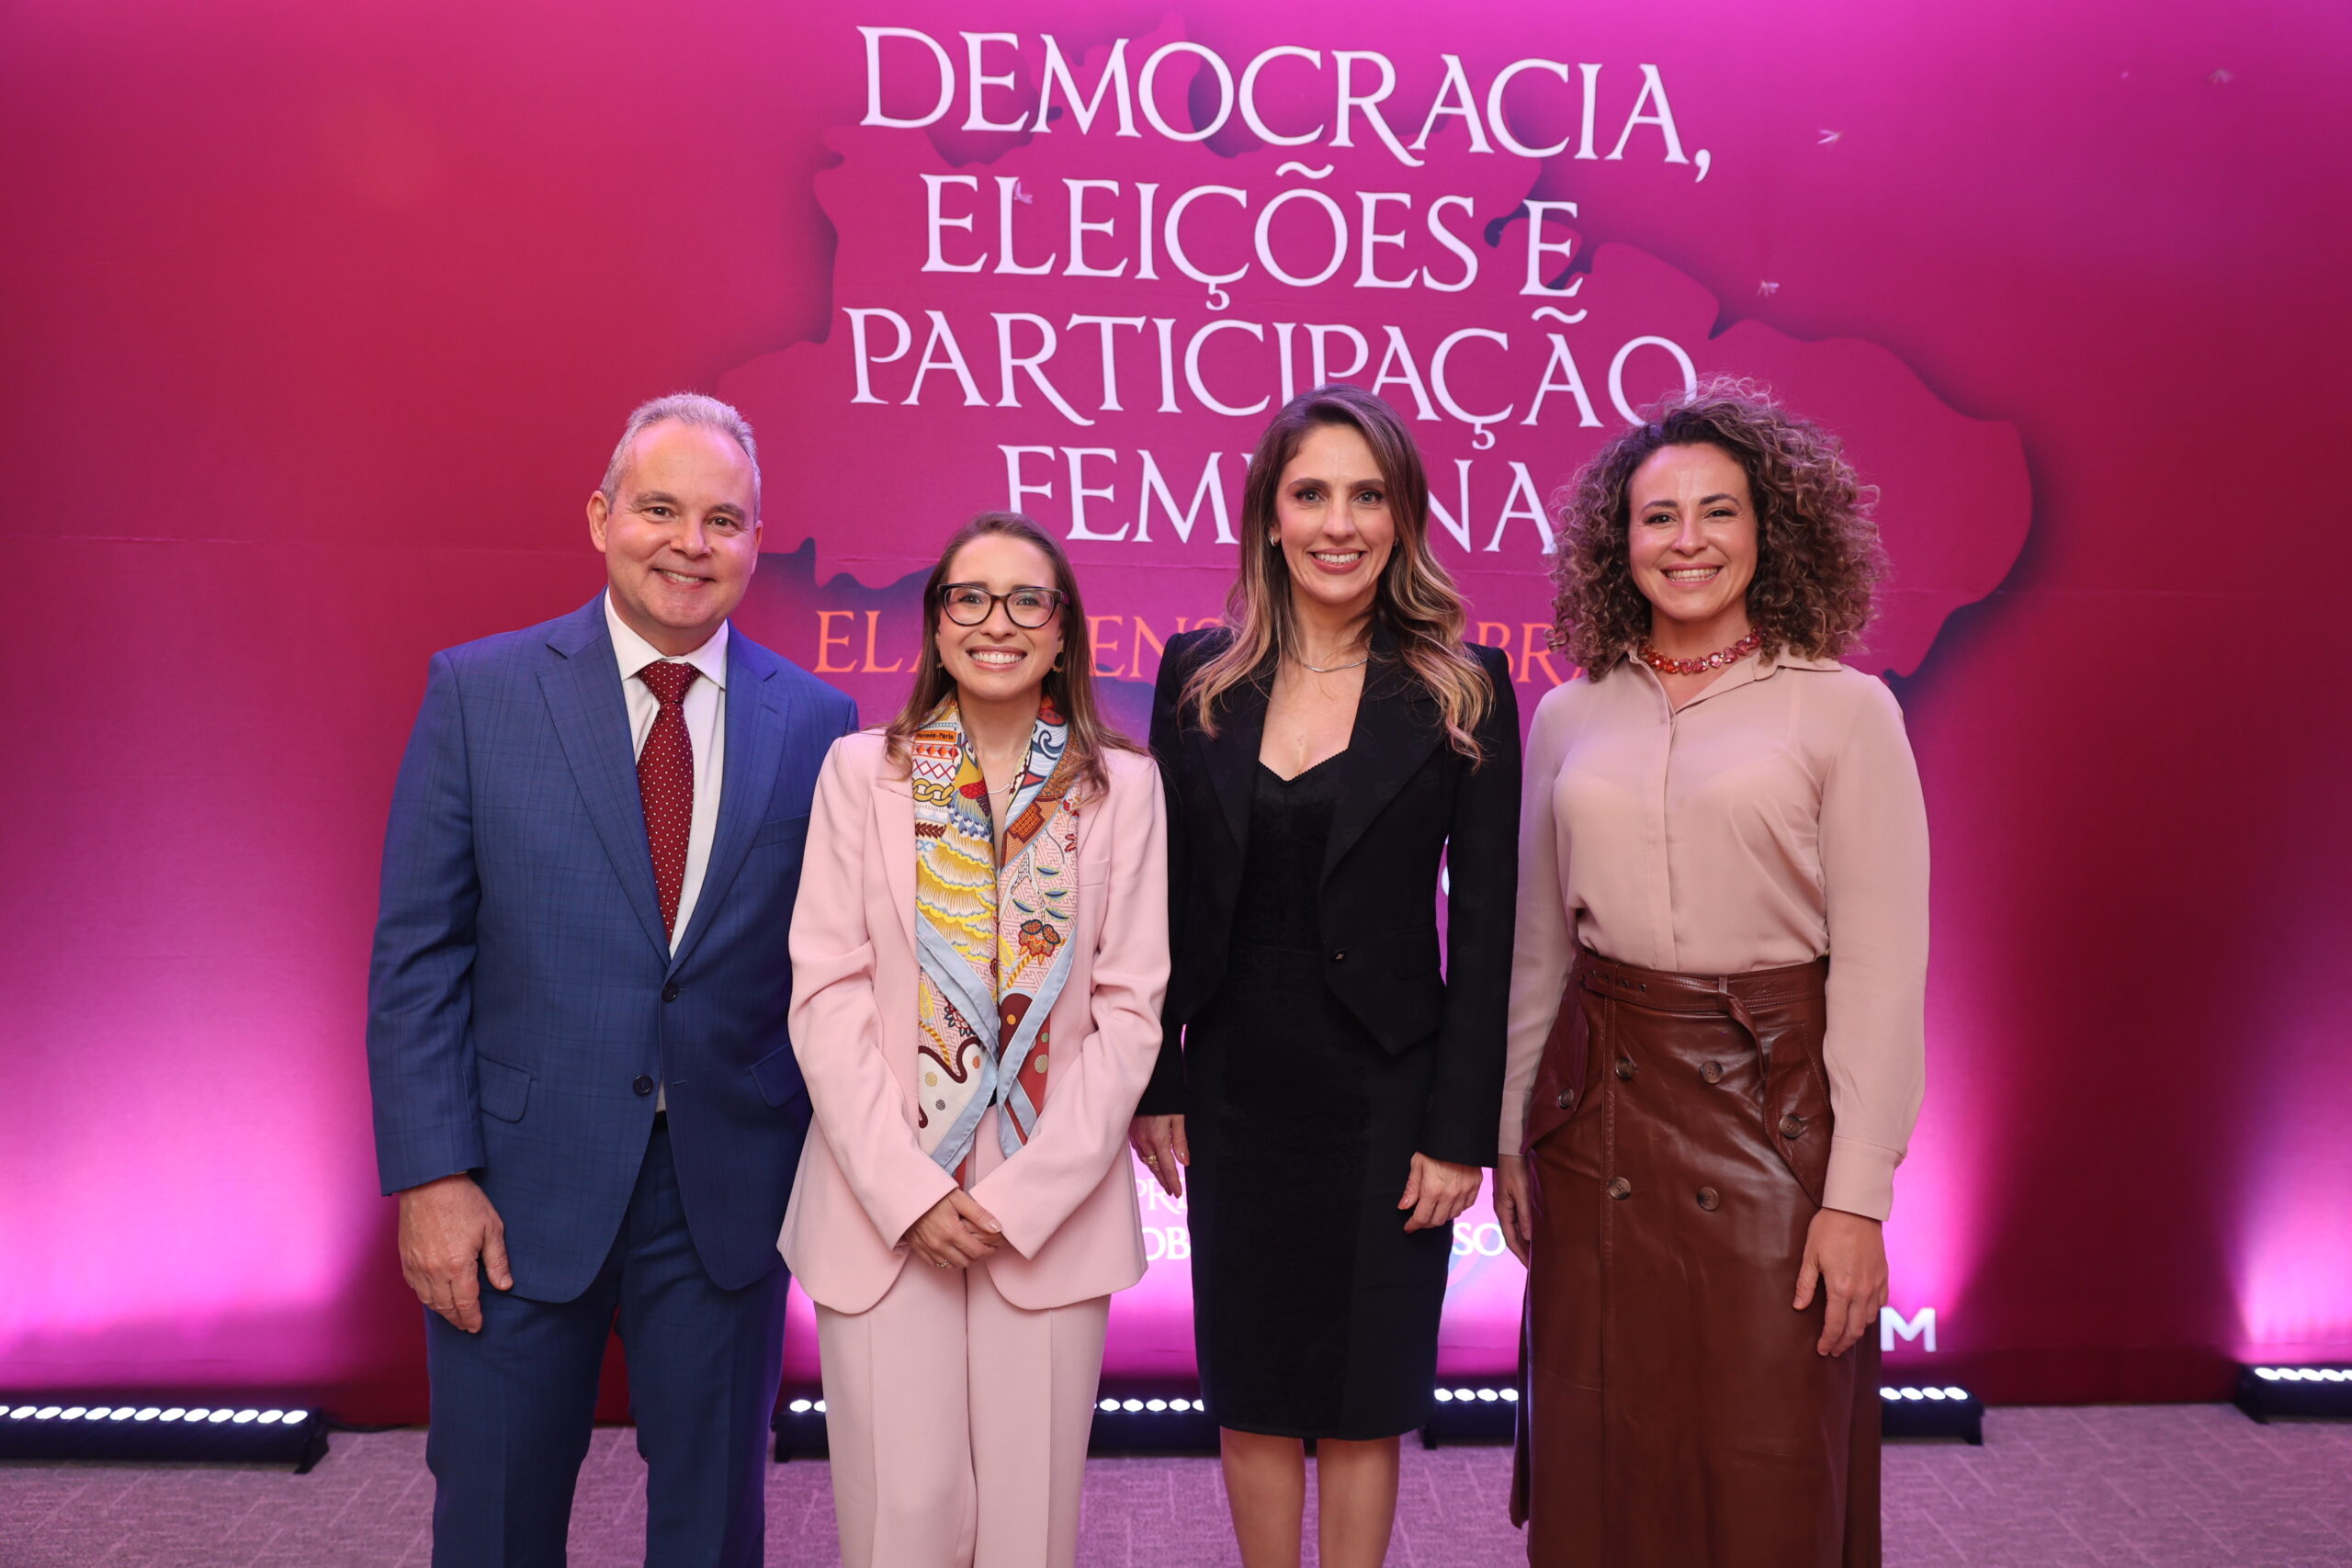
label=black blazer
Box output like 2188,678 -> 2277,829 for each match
1137,624 -> 1521,1167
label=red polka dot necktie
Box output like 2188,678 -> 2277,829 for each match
636,660 -> 701,941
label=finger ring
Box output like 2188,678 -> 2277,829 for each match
1144,1154 -> 1159,1165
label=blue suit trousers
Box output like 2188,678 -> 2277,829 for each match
424,1120 -> 786,1568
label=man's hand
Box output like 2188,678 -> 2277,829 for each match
1398,1153 -> 1482,1234
1792,1207 -> 1889,1357
1127,1114 -> 1189,1199
903,1190 -> 1004,1270
398,1174 -> 513,1334
1495,1154 -> 1534,1263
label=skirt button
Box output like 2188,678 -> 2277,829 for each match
1614,1056 -> 1637,1081
1606,1177 -> 1633,1200
1701,1061 -> 1724,1083
1779,1113 -> 1807,1139
1555,1089 -> 1575,1110
1695,1187 -> 1720,1211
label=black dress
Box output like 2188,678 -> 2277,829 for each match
1141,626 -> 1522,1442
1185,758 -> 1451,1438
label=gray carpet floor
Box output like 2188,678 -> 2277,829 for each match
4,1405 -> 2348,1566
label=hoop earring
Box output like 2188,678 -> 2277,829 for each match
1052,651 -> 1066,673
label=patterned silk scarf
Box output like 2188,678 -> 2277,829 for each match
910,693 -> 1083,1179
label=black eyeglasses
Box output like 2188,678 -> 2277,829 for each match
938,582 -> 1066,629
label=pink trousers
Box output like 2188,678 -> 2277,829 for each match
815,1258 -> 1109,1568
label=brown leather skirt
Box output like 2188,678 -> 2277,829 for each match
1511,950 -> 1880,1568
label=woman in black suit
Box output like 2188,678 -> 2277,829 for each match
1129,384 -> 1521,1568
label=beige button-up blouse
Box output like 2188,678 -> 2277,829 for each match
1500,650 -> 1928,1220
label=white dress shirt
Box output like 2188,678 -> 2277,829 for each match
605,593 -> 729,1109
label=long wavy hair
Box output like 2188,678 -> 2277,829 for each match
1182,384 -> 1494,761
884,513 -> 1145,795
1549,377 -> 1885,676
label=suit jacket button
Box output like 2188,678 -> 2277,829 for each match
632,1075 -> 655,1097
1614,1056 -> 1636,1081
662,982 -> 682,1003
1330,950 -> 1346,963
1780,1113 -> 1807,1139
1701,1061 -> 1724,1083
1696,1187 -> 1721,1211
1606,1177 -> 1633,1200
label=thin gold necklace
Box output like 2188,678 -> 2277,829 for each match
979,747 -> 1026,797
1288,646 -> 1370,674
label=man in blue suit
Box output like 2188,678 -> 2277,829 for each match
368,392 -> 855,1567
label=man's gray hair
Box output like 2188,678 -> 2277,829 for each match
598,392 -> 761,512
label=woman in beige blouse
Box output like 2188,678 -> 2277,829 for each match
1497,379 -> 1927,1568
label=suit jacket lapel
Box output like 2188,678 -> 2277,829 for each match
539,600 -> 671,959
874,765 -> 919,956
1322,625 -> 1443,881
1201,669 -> 1270,859
669,634 -> 791,974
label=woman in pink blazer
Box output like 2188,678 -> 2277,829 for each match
781,512 -> 1170,1568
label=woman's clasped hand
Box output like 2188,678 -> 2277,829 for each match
901,1189 -> 1004,1269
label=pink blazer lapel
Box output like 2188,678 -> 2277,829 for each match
872,766 -> 919,957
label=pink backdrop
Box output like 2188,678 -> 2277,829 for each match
3,0 -> 2347,1423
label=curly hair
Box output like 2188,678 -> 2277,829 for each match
1549,377 -> 1885,676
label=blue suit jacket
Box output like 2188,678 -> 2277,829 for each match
367,595 -> 858,1298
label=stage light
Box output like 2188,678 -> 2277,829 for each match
2234,1365 -> 2352,1422
1421,1386 -> 1519,1446
774,1383 -> 1244,1459
1879,1383 -> 1982,1443
0,1396 -> 329,1470
1087,1389 -> 1218,1453
770,1392 -> 831,1461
